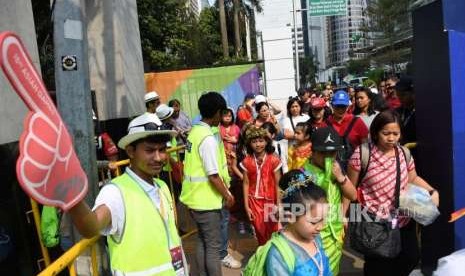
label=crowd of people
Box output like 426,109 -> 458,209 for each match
66,76 -> 441,276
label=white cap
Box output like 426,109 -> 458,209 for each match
144,91 -> 160,103
117,113 -> 175,149
254,95 -> 267,104
156,104 -> 174,121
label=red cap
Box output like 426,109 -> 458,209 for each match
311,98 -> 326,109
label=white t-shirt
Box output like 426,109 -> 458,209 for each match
197,122 -> 220,176
281,114 -> 310,134
92,167 -> 162,241
433,249 -> 465,276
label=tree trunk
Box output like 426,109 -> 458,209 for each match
218,0 -> 229,59
233,0 -> 241,57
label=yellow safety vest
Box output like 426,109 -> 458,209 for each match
180,124 -> 229,210
108,174 -> 182,275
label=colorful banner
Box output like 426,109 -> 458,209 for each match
145,64 -> 261,122
309,0 -> 347,17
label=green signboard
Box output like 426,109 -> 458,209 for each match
309,0 -> 347,17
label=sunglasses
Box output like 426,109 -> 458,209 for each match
332,105 -> 348,109
130,122 -> 170,131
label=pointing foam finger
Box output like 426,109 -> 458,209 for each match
0,32 -> 59,124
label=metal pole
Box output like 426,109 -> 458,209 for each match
259,32 -> 267,96
52,0 -> 104,274
292,0 -> 300,90
245,14 -> 252,62
53,0 -> 98,208
53,0 -> 98,236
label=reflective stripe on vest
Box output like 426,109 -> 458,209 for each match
180,124 -> 226,210
108,174 -> 180,275
183,175 -> 209,183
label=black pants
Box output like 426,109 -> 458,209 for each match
364,220 -> 420,276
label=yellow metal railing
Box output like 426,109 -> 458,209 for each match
28,199 -> 51,271
37,145 -> 197,276
37,236 -> 99,276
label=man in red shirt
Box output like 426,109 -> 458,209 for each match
236,93 -> 255,128
385,77 -> 401,109
327,90 -> 369,150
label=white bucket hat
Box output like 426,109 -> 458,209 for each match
144,91 -> 160,103
156,104 -> 174,121
254,94 -> 267,104
117,113 -> 176,149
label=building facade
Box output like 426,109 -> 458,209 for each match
187,0 -> 210,17
327,0 -> 370,67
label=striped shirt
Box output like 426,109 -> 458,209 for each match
349,144 -> 415,227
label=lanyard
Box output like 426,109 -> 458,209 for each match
307,240 -> 323,276
253,153 -> 267,198
126,173 -> 174,248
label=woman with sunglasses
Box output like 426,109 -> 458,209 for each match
254,102 -> 280,132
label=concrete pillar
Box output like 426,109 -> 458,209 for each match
85,0 -> 145,121
0,0 -> 40,144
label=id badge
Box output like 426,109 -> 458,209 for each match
391,217 -> 398,229
170,246 -> 185,276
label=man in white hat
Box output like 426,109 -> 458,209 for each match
68,112 -> 187,275
145,90 -> 162,114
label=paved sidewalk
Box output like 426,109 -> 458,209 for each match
183,221 -> 364,276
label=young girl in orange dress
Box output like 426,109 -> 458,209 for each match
240,127 -> 282,245
287,122 -> 312,170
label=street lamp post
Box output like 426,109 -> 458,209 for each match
292,0 -> 300,90
291,1 -> 308,90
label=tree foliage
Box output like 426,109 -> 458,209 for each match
346,59 -> 370,76
299,54 -> 319,87
362,0 -> 413,71
137,0 -> 195,70
137,0 -> 258,71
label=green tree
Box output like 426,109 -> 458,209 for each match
137,0 -> 194,70
299,54 -> 319,87
196,7 -> 223,65
362,0 -> 413,73
218,0 -> 230,59
346,59 -> 370,76
230,0 -> 262,57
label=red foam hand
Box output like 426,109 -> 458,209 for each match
0,31 -> 88,211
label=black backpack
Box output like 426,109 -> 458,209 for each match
328,116 -> 358,172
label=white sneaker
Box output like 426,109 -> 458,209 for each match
222,254 -> 241,269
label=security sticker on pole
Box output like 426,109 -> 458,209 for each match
0,31 -> 88,211
61,55 -> 77,71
